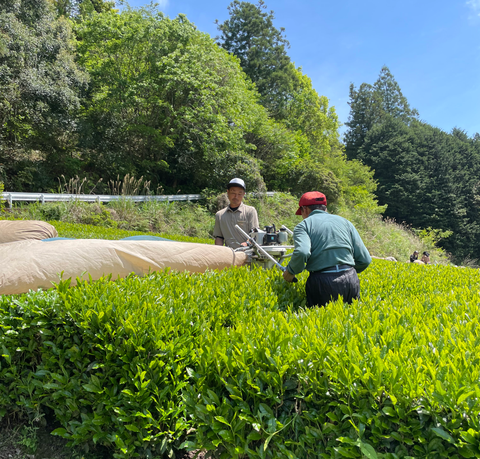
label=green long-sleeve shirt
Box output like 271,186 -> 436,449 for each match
286,210 -> 371,275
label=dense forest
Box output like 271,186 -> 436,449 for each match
345,67 -> 480,261
1,0 -> 480,262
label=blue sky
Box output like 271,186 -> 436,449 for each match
119,0 -> 480,138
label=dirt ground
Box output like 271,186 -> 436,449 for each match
0,423 -> 79,459
0,420 -> 209,459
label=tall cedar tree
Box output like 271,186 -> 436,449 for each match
216,0 -> 299,120
359,118 -> 480,261
345,66 -> 417,160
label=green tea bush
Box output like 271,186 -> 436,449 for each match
0,267 -> 304,457
182,261 -> 480,458
52,220 -> 213,244
10,199 -> 216,239
1,260 -> 478,457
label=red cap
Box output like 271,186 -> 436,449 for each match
295,192 -> 327,215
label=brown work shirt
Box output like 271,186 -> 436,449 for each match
213,203 -> 259,248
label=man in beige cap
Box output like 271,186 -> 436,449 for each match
213,178 -> 259,249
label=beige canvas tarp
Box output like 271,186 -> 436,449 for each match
0,239 -> 247,295
0,220 -> 58,244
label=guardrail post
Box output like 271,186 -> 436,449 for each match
41,194 -> 45,204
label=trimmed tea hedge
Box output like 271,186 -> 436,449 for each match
1,260 -> 480,458
52,220 -> 213,244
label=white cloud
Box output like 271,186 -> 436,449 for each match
466,0 -> 480,18
156,0 -> 169,9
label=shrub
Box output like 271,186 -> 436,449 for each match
1,261 -> 480,457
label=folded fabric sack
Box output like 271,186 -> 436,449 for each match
0,239 -> 247,295
0,220 -> 58,243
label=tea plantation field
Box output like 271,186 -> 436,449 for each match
1,256 -> 480,458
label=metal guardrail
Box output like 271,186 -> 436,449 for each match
2,192 -> 202,207
2,191 -> 275,207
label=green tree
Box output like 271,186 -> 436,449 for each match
284,67 -> 339,154
0,0 -> 88,190
276,67 -> 381,208
344,82 -> 379,160
374,67 -> 418,121
76,7 -> 301,192
215,0 -> 380,207
357,117 -> 427,223
216,0 -> 299,119
343,66 -> 480,260
345,66 -> 417,160
52,0 -> 115,19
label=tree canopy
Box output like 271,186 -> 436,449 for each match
215,2 -> 378,206
75,7 -> 297,192
0,0 -> 88,190
216,0 -> 299,120
0,1 -> 381,220
52,0 -> 115,19
345,66 -> 418,160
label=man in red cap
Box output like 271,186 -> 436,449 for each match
283,191 -> 371,308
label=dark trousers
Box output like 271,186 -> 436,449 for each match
306,268 -> 360,308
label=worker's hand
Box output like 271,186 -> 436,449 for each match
241,242 -> 249,247
283,269 -> 296,283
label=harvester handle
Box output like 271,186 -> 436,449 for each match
235,224 -> 297,283
280,225 -> 293,236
